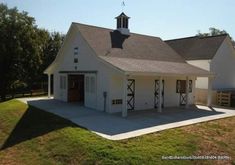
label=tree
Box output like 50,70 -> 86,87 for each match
0,4 -> 64,100
41,31 -> 64,76
197,27 -> 235,46
197,27 -> 228,37
36,30 -> 64,85
0,4 -> 39,100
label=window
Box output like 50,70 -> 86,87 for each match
189,80 -> 192,92
123,18 -> 126,28
117,18 -> 121,28
74,47 -> 79,55
60,76 -> 66,89
126,19 -> 128,28
112,99 -> 123,105
74,58 -> 78,63
176,80 -> 192,93
123,18 -> 128,28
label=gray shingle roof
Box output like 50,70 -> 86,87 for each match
165,35 -> 227,60
100,56 -> 213,76
73,23 -> 212,76
75,23 -> 185,63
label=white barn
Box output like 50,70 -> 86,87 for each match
44,12 -> 212,117
166,35 -> 235,103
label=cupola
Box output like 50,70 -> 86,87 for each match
115,12 -> 130,35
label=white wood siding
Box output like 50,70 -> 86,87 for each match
211,38 -> 235,89
187,37 -> 235,90
53,24 -> 118,111
109,75 -> 196,113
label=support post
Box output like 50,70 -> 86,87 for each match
121,17 -> 123,28
158,77 -> 163,112
48,74 -> 51,98
122,76 -> 127,117
185,76 -> 189,108
207,77 -> 212,107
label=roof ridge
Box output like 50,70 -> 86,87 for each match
165,34 -> 228,42
72,22 -> 187,63
165,36 -> 198,42
72,22 -> 113,31
130,32 -> 161,40
197,33 -> 228,39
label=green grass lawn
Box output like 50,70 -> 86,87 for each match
0,100 -> 234,165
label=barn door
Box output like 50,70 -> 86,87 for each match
127,79 -> 135,110
84,74 -> 97,109
68,75 -> 84,102
154,80 -> 164,108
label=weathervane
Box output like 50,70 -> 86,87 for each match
122,0 -> 125,12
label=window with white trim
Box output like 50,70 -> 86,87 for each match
176,80 -> 192,93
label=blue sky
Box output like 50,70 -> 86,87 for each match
1,0 -> 235,40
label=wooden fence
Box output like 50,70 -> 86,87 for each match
217,92 -> 231,107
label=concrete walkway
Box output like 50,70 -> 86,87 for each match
18,97 -> 235,140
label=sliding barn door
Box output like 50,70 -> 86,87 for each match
84,74 -> 97,109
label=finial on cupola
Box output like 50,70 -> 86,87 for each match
115,1 -> 130,35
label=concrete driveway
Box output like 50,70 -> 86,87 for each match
18,97 -> 235,140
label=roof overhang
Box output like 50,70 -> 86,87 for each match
124,71 -> 214,77
59,70 -> 97,74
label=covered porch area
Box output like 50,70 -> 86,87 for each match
121,74 -> 214,117
101,56 -> 214,117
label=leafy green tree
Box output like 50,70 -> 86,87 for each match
40,31 -> 64,77
0,4 -> 64,100
0,4 -> 40,100
35,30 -> 64,88
197,27 -> 235,48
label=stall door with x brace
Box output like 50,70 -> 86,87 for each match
177,80 -> 192,106
127,79 -> 135,110
154,79 -> 165,108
